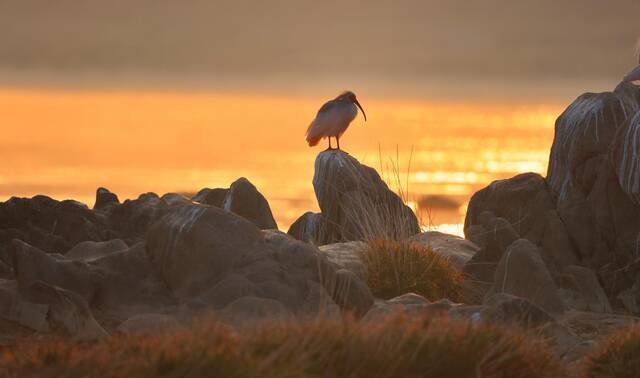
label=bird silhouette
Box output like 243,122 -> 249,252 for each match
306,91 -> 367,150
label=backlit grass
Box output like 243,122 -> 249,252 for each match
585,323 -> 640,378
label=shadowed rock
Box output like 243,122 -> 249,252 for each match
94,187 -> 119,211
223,178 -> 277,230
287,211 -> 325,243
192,188 -> 228,208
312,150 -> 419,244
65,239 -> 128,262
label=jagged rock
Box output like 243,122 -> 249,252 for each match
557,266 -> 612,313
65,239 -> 128,262
192,188 -> 228,207
223,178 -> 277,230
490,239 -> 565,315
22,281 -> 108,341
408,231 -> 479,270
287,211 -> 325,243
116,313 -> 181,334
312,150 -> 419,244
10,239 -> 97,302
0,196 -> 107,254
318,241 -> 367,280
94,187 -> 119,211
106,192 -> 173,241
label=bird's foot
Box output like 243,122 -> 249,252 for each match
324,147 -> 335,151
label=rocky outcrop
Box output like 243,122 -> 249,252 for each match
464,82 -> 640,312
289,150 -> 420,245
223,178 -> 278,229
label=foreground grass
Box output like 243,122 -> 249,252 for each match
360,240 -> 466,301
0,315 -> 565,378
585,324 -> 640,378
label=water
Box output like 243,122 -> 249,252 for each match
0,88 -> 562,236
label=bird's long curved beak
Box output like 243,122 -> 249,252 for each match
354,100 -> 367,122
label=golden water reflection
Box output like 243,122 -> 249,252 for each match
0,89 -> 562,235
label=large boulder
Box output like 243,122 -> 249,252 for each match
312,150 -> 419,244
318,241 -> 367,280
223,178 -> 278,230
287,211 -> 325,243
192,188 -> 228,208
145,206 -> 372,317
489,239 -> 565,315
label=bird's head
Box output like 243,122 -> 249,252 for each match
338,91 -> 367,122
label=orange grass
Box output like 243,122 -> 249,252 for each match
361,240 -> 467,301
0,315 -> 565,378
584,323 -> 640,378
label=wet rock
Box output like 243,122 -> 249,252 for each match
192,188 -> 228,207
94,187 -> 119,211
490,239 -> 565,315
223,178 -> 277,230
65,239 -> 128,262
313,150 -> 419,243
408,231 -> 479,270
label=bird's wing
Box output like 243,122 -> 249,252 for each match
306,100 -> 339,135
623,65 -> 640,82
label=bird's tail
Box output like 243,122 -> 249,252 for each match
307,135 -> 321,146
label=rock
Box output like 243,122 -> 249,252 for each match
65,239 -> 128,262
22,281 -> 108,341
363,293 -> 431,320
409,231 -> 479,270
192,188 -> 228,208
94,187 -> 119,211
325,269 -> 374,317
146,205 -> 265,297
10,239 -> 97,302
312,150 -> 419,243
116,313 -> 181,334
0,280 -> 49,332
540,210 -> 580,270
146,207 -> 369,318
218,296 -> 293,325
161,193 -> 192,206
464,173 -> 554,242
107,192 -> 174,241
558,266 -> 612,313
490,239 -> 565,314
287,211 -> 325,244
223,178 -> 277,230
0,195 -> 107,254
318,241 -> 367,280
482,293 -> 556,328
89,243 -> 175,319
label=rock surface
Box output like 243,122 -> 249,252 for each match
310,150 -> 420,244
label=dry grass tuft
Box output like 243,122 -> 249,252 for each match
0,315 -> 565,378
360,239 -> 466,301
584,323 -> 640,378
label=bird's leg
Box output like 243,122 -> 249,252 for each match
325,137 -> 333,151
336,136 -> 341,150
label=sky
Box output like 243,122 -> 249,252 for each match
0,0 -> 638,99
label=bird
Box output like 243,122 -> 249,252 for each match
306,91 -> 367,150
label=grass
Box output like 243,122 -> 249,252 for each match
0,315 -> 565,378
360,239 -> 466,301
584,324 -> 640,378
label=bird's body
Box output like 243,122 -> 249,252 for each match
306,91 -> 366,150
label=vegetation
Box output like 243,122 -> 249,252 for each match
585,324 -> 640,378
360,239 -> 466,301
0,315 -> 565,378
